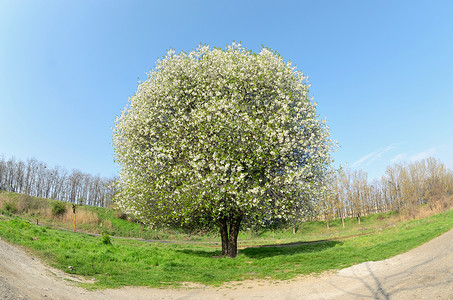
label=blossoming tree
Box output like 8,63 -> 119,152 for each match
113,43 -> 333,258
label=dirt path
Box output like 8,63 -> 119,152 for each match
1,229 -> 453,300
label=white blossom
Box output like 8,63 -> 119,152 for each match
112,42 -> 334,229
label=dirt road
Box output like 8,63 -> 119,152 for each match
1,229 -> 453,299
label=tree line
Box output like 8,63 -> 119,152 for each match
320,157 -> 453,227
1,154 -> 451,229
0,156 -> 116,207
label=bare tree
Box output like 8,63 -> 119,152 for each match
0,156 -> 115,207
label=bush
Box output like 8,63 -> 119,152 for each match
4,202 -> 17,214
114,210 -> 128,220
101,231 -> 112,245
51,201 -> 67,217
21,195 -> 42,213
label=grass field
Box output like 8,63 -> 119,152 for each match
0,191 -> 404,245
1,192 -> 453,289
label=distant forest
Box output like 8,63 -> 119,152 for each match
0,155 -> 452,226
0,156 -> 115,207
319,157 -> 453,227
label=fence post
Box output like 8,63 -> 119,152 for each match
72,204 -> 76,232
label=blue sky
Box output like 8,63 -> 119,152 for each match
1,0 -> 452,180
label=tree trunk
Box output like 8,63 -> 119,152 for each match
219,217 -> 229,256
227,216 -> 241,258
219,215 -> 242,258
324,212 -> 330,229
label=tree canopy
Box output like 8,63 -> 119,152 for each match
113,43 -> 333,257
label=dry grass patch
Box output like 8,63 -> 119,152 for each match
60,209 -> 99,225
400,195 -> 453,221
0,192 -> 100,226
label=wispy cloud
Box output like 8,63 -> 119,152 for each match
390,153 -> 407,164
352,144 -> 396,168
409,148 -> 436,162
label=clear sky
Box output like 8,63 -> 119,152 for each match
1,0 -> 452,180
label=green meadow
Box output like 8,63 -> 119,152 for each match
1,191 -> 452,289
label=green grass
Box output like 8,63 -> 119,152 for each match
0,191 -> 194,241
235,211 -> 400,247
0,191 -> 402,245
1,209 -> 453,289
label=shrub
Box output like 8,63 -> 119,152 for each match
21,195 -> 42,213
4,202 -> 17,214
101,231 -> 112,245
51,201 -> 67,217
114,210 -> 128,220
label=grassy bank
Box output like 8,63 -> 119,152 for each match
0,191 -> 404,246
1,207 -> 452,289
0,191 -> 190,241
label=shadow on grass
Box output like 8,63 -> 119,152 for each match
177,239 -> 342,259
241,240 -> 342,259
177,248 -> 222,258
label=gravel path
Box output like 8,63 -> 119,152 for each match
1,229 -> 453,299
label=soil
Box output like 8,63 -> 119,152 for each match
1,229 -> 453,300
